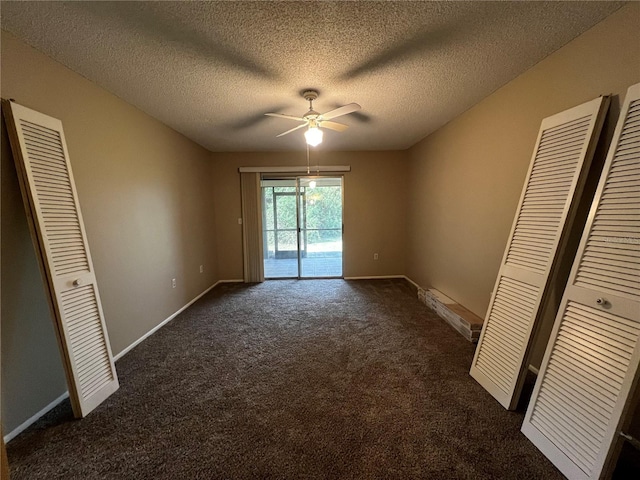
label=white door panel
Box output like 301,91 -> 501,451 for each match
3,100 -> 118,417
522,82 -> 640,480
471,96 -> 610,409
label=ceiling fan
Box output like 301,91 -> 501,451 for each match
265,90 -> 361,146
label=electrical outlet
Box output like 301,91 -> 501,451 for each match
200,265 -> 204,273
374,253 -> 379,260
172,278 -> 176,288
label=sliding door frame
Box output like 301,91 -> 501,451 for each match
261,174 -> 344,279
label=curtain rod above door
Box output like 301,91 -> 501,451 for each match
238,166 -> 350,173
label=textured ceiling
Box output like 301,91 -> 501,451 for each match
1,1 -> 626,152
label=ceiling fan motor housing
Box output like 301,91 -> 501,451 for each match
303,90 -> 319,102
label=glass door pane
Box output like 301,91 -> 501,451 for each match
262,179 -> 298,278
298,177 -> 343,278
261,176 -> 343,279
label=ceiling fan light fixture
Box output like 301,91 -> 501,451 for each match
266,90 -> 360,146
305,126 -> 323,146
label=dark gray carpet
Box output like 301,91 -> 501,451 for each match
7,279 -> 563,479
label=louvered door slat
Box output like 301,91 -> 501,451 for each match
528,177 -> 574,187
2,100 -> 119,418
522,83 -> 640,480
471,97 -> 610,409
556,337 -> 628,386
550,351 -> 622,404
585,246 -> 640,260
537,385 -> 607,436
536,396 -> 603,452
524,304 -> 639,479
575,141 -> 640,299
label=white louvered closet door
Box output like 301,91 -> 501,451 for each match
2,100 -> 119,418
522,83 -> 640,480
470,96 -> 610,409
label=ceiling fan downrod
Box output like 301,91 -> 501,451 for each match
303,90 -> 319,117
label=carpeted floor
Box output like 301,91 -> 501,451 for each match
7,279 -> 564,479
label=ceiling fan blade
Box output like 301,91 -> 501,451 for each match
265,113 -> 306,122
276,123 -> 308,137
320,103 -> 361,120
320,120 -> 349,132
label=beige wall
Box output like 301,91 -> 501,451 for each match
406,4 -> 640,321
2,0 -> 638,444
212,151 -> 408,280
1,31 -> 219,433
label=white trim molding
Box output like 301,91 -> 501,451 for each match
4,280 -> 228,443
402,276 -> 420,290
114,281 -> 222,361
343,275 -> 407,281
238,165 -> 350,173
4,392 -> 69,443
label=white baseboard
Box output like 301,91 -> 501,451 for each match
217,279 -> 243,283
343,275 -> 406,280
4,281 -> 226,444
342,275 -> 421,290
114,280 -> 223,361
4,391 -> 69,443
402,276 -> 420,289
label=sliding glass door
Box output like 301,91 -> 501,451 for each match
263,181 -> 298,277
262,176 -> 343,278
298,178 -> 343,277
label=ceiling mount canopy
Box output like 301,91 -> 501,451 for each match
265,90 -> 361,146
302,90 -> 319,113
